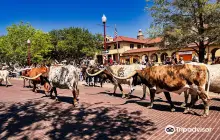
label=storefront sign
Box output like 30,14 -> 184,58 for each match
178,51 -> 192,55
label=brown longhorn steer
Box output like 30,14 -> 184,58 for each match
21,66 -> 50,93
111,64 -> 211,117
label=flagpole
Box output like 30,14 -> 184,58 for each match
115,24 -> 120,64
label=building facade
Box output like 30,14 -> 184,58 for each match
96,29 -> 220,64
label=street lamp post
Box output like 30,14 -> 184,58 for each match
102,14 -> 107,65
27,39 -> 31,67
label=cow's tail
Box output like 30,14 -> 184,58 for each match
206,67 -> 211,100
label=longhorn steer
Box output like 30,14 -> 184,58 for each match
47,65 -> 79,106
112,64 -> 211,117
0,70 -> 11,87
86,65 -> 148,99
87,66 -> 176,111
21,66 -> 49,92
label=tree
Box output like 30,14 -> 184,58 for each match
0,22 -> 53,65
31,30 -> 53,63
49,27 -> 103,62
146,0 -> 220,62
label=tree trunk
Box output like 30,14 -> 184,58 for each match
198,41 -> 205,63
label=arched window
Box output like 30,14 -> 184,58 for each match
211,48 -> 220,61
151,53 -> 158,62
160,53 -> 168,62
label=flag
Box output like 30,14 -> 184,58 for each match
114,24 -> 118,39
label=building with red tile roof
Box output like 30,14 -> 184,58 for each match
96,29 -> 220,65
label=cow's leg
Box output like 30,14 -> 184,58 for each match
113,84 -> 118,96
28,80 -> 31,88
32,82 -> 37,92
197,86 -> 210,117
186,86 -> 209,117
118,84 -> 126,98
50,87 -> 54,98
127,77 -> 135,98
148,88 -> 156,109
181,90 -> 189,107
4,77 -> 8,87
127,86 -> 135,99
72,89 -> 79,106
23,78 -> 26,88
163,92 -> 175,112
184,93 -> 198,114
141,85 -> 147,100
5,78 -> 8,87
53,87 -> 58,101
44,82 -> 50,96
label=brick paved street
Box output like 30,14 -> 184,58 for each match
1,79 -> 220,140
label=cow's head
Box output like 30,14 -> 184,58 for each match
22,66 -> 49,80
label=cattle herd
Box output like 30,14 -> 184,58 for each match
1,61 -> 220,117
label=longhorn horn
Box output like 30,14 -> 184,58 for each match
14,65 -> 31,72
21,73 -> 42,80
86,68 -> 106,77
106,67 -> 137,80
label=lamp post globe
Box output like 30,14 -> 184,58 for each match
102,14 -> 108,65
27,39 -> 31,66
27,39 -> 31,44
102,14 -> 107,23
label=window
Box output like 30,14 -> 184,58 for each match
107,46 -> 111,49
114,44 -> 117,49
130,44 -> 134,49
137,44 -> 141,48
114,43 -> 120,49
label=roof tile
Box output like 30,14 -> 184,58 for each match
145,37 -> 162,44
109,36 -> 146,44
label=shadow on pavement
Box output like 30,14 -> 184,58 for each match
98,91 -> 141,99
121,99 -> 185,112
0,100 -> 157,139
0,84 -> 13,87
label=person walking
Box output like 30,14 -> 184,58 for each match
178,57 -> 185,64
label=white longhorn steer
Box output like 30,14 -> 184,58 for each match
0,70 -> 11,87
47,65 -> 80,106
87,64 -> 147,98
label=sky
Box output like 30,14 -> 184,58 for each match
0,0 -> 153,38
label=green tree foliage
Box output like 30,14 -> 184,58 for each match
31,30 -> 53,63
146,0 -> 220,62
49,27 -> 103,62
0,22 -> 102,65
0,22 -> 53,65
